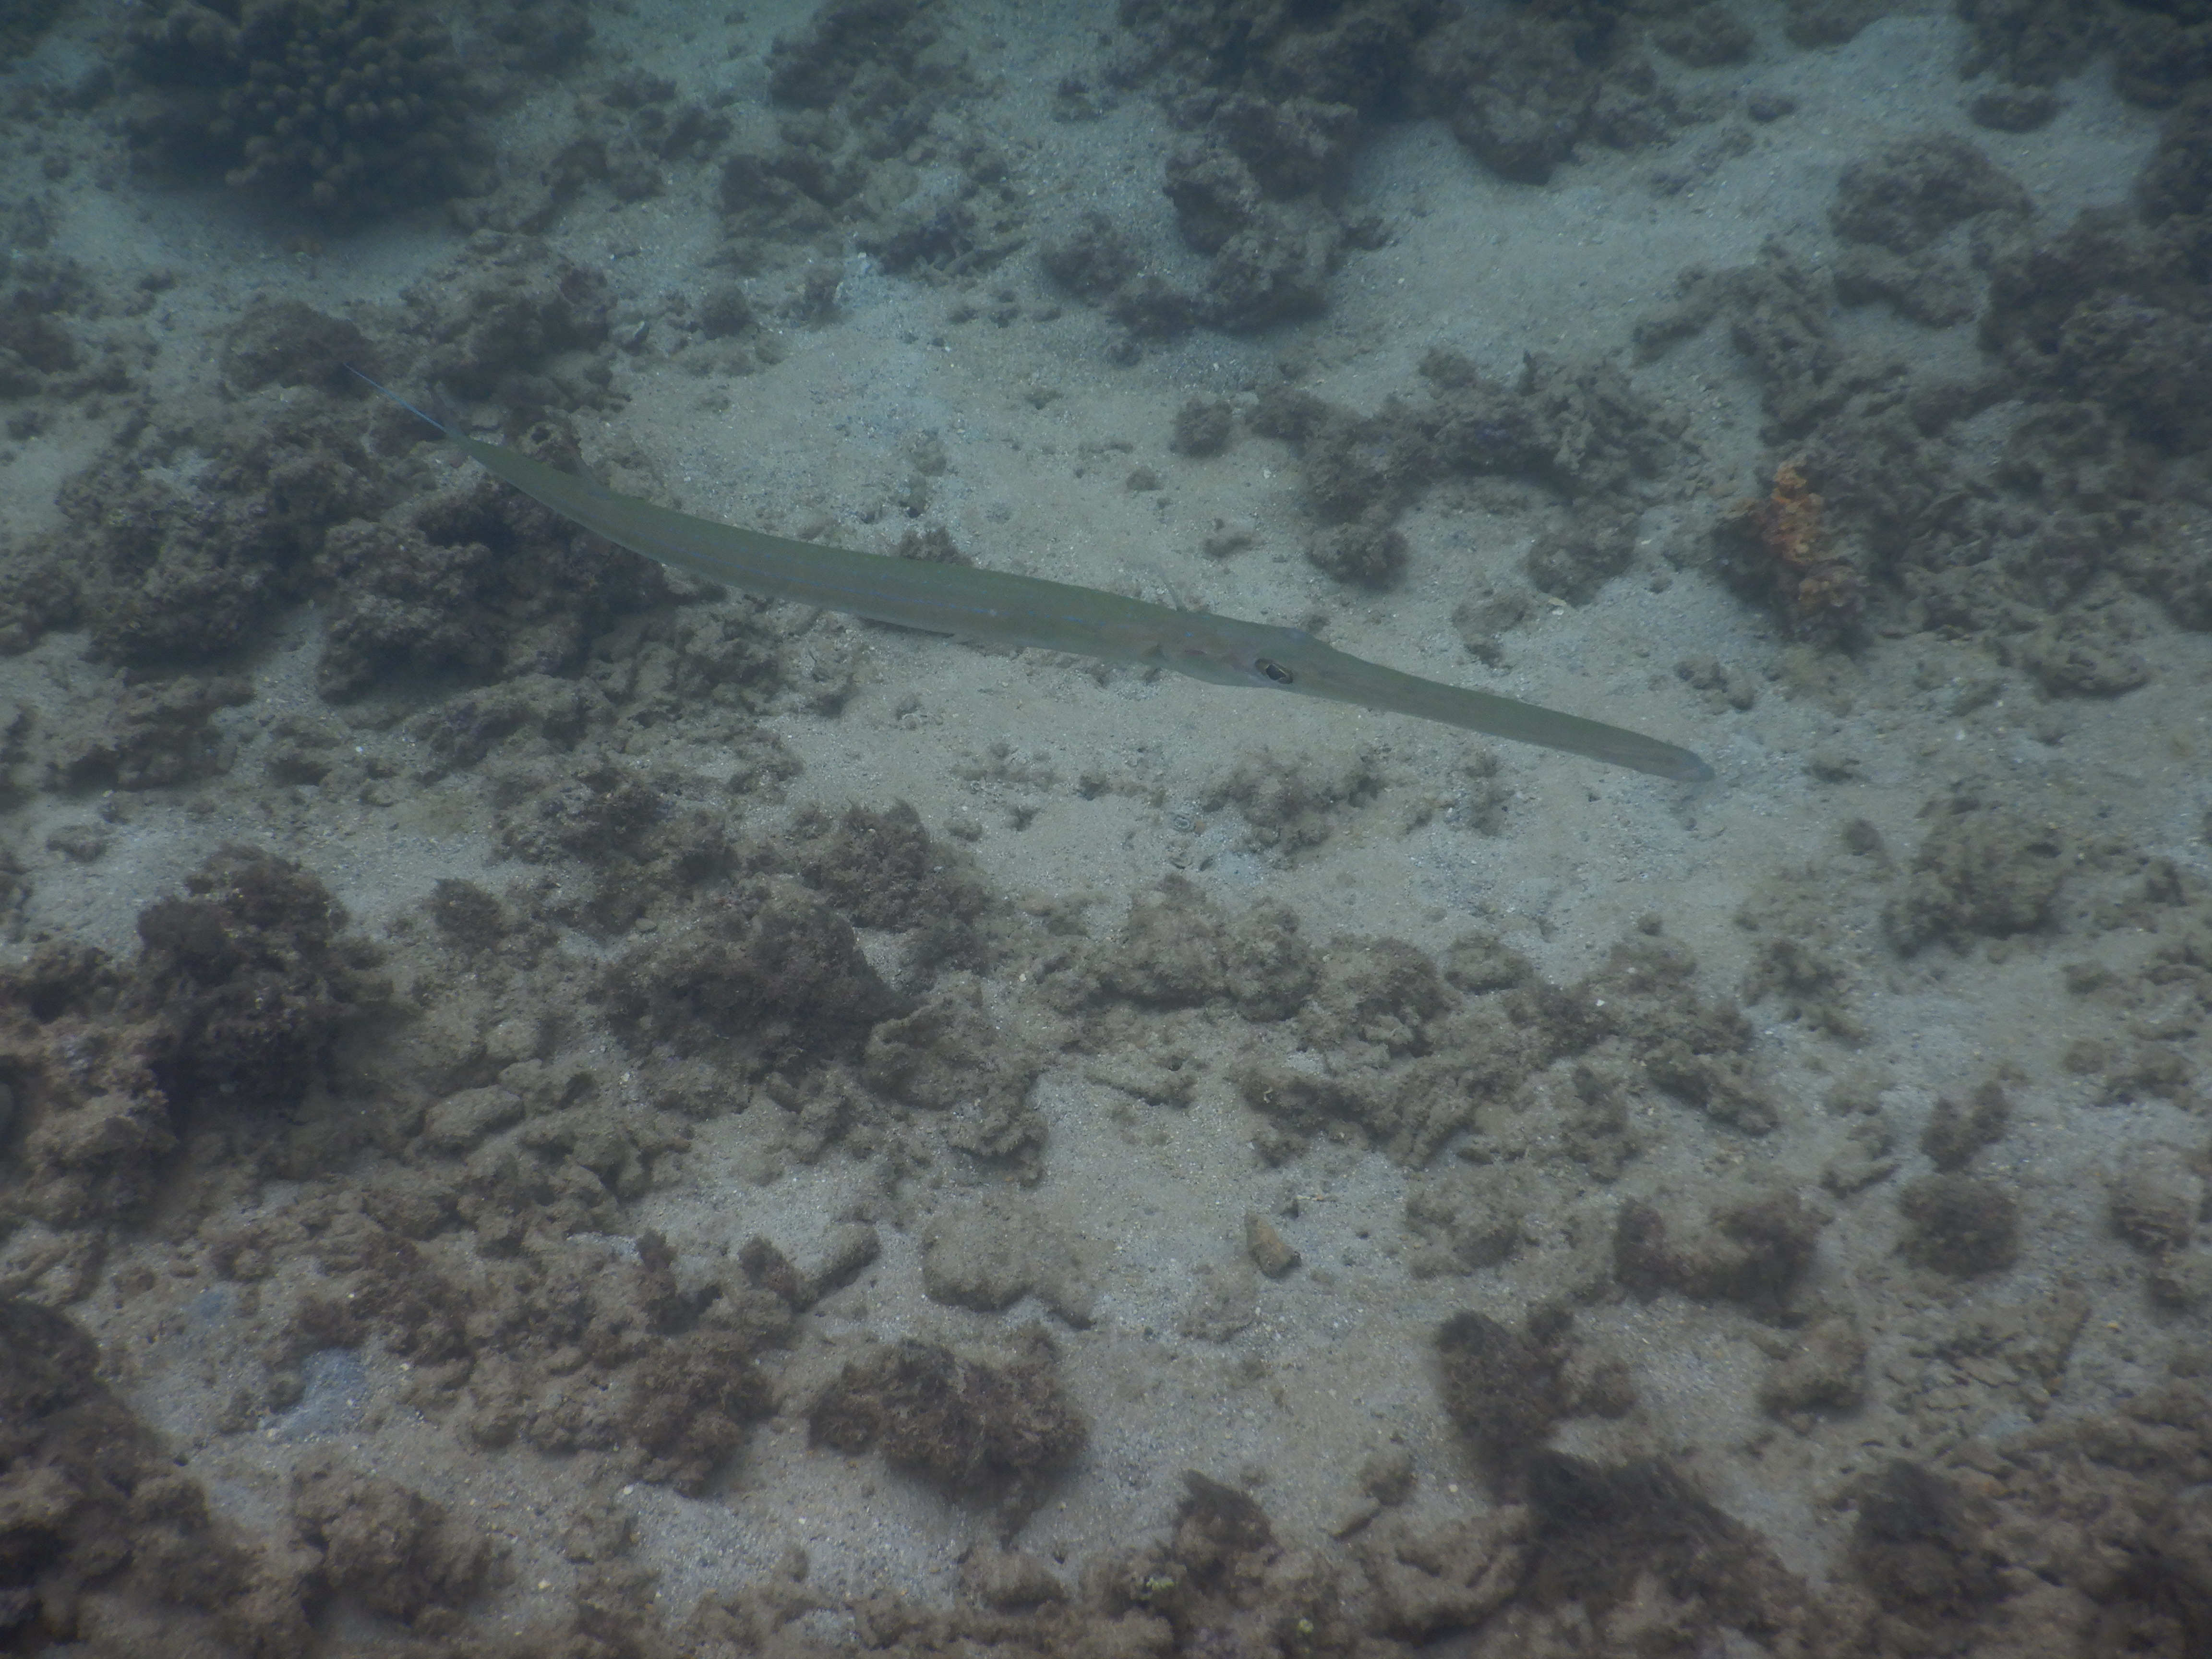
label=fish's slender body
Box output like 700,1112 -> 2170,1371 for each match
350,373 -> 1712,783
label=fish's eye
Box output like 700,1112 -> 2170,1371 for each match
1254,657 -> 1294,685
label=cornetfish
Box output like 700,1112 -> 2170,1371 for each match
348,370 -> 1711,782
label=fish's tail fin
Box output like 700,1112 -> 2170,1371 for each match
344,364 -> 452,437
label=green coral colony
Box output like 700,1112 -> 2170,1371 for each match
130,0 -> 472,215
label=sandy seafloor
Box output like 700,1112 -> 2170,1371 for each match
1,0 -> 2210,1654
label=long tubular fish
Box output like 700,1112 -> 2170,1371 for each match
348,371 -> 1712,782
